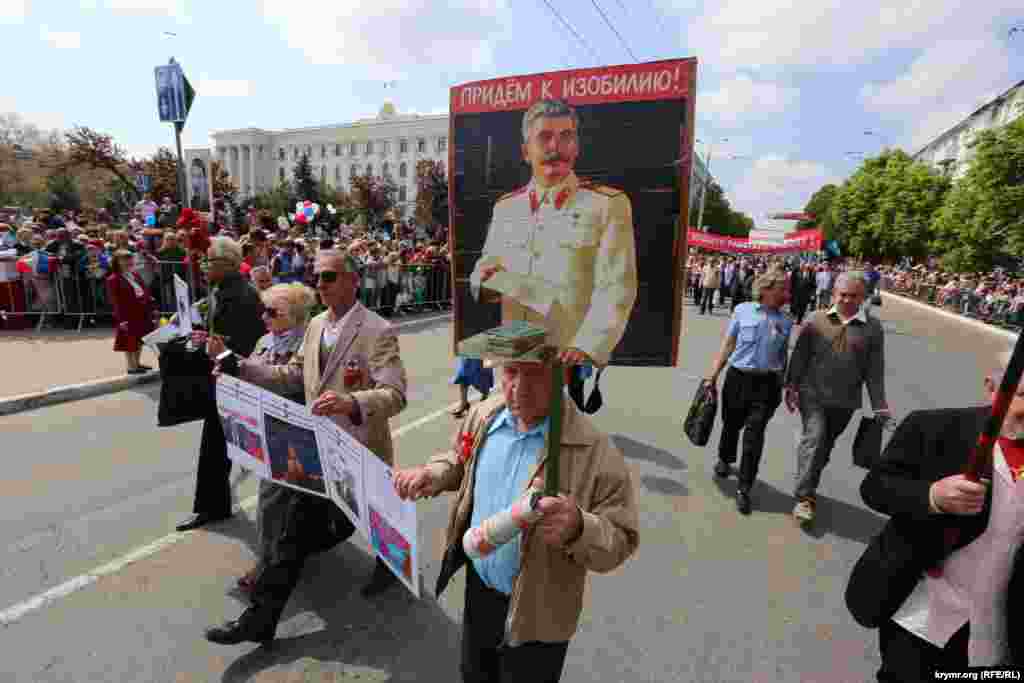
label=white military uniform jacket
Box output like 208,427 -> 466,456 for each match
469,172 -> 638,367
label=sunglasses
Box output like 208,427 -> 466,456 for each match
316,271 -> 339,283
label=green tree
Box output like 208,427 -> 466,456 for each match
830,150 -> 949,261
799,184 -> 837,239
350,171 -> 396,229
253,179 -> 295,221
143,147 -> 179,204
932,116 -> 1024,272
292,153 -> 318,203
46,171 -> 80,213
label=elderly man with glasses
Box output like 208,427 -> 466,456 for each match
204,248 -> 409,646
176,237 -> 267,533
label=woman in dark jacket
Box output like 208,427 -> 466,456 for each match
106,249 -> 156,374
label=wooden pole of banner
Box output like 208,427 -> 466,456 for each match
544,359 -> 564,497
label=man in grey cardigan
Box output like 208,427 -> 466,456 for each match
784,271 -> 891,525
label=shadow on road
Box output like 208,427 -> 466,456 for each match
640,474 -> 689,497
217,544 -> 461,682
711,474 -> 885,544
613,434 -> 687,471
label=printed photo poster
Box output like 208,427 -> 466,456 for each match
215,376 -> 270,479
315,416 -> 368,539
261,392 -> 328,498
449,59 -> 697,367
363,454 -> 420,598
173,273 -> 192,336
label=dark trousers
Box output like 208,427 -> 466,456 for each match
700,287 -> 715,314
461,563 -> 569,683
719,285 -> 729,306
249,491 -> 356,627
877,619 -> 968,682
791,298 -> 808,324
694,283 -> 703,305
717,367 -> 782,492
193,412 -> 232,517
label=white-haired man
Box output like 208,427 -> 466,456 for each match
177,236 -> 267,532
469,98 -> 638,369
784,270 -> 890,524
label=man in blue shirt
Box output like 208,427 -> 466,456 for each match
705,268 -> 793,514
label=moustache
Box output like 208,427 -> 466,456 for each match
542,155 -> 567,164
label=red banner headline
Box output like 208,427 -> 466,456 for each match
688,229 -> 822,255
452,60 -> 694,114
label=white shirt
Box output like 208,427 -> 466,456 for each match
815,270 -> 832,292
826,304 -> 867,326
320,305 -> 355,355
892,446 -> 1024,665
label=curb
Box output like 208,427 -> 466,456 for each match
0,371 -> 162,417
0,311 -> 454,418
881,291 -> 1019,342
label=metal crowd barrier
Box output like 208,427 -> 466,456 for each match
0,257 -> 452,333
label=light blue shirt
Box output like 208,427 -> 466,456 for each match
726,302 -> 792,373
470,408 -> 549,595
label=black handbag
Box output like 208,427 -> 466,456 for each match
853,416 -> 885,469
684,380 -> 718,447
156,337 -> 215,427
871,293 -> 882,306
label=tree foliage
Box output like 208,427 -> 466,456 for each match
60,126 -> 138,200
829,150 -> 949,261
689,180 -> 753,237
799,184 -> 837,239
142,147 -> 179,203
350,171 -> 397,228
46,171 -> 81,213
415,159 -> 448,228
292,153 -> 318,204
931,116 -> 1024,272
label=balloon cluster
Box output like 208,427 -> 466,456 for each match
292,200 -> 320,225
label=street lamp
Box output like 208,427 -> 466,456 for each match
694,137 -> 729,231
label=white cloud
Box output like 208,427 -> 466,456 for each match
197,77 -> 251,98
700,75 -> 799,127
685,0 -> 1020,68
860,39 -> 1015,150
261,0 -> 506,80
40,26 -> 81,49
730,155 -> 839,230
0,0 -> 27,24
103,0 -> 191,22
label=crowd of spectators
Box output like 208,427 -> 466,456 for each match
0,202 -> 453,330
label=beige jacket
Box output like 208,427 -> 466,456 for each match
701,263 -> 721,289
425,393 -> 639,644
241,302 -> 408,466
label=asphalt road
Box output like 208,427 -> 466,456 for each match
0,295 -> 1012,682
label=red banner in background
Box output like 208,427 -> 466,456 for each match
770,212 -> 814,221
688,229 -> 822,254
451,59 -> 694,114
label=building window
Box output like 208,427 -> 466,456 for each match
366,163 -> 373,176
365,141 -> 373,156
350,142 -> 357,156
278,147 -> 285,161
438,136 -> 447,152
381,141 -> 389,155
399,162 -> 407,178
321,145 -> 326,159
350,164 -> 358,178
305,145 -> 312,157
321,166 -> 326,181
293,147 -> 298,160
335,166 -> 341,181
399,139 -> 408,154
335,144 -> 342,157
417,138 -> 426,153
382,162 -> 390,178
279,167 -> 285,181
399,186 -> 407,202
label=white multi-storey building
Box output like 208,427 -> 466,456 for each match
913,79 -> 1024,180
184,102 -> 448,213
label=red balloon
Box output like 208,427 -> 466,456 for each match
295,214 -> 308,224
16,259 -> 30,274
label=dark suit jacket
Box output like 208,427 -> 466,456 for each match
853,406 -> 1024,662
207,271 -> 265,357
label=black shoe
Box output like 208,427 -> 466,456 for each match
176,511 -> 231,532
713,460 -> 731,478
137,364 -> 153,372
204,609 -> 276,647
361,559 -> 398,598
736,490 -> 752,515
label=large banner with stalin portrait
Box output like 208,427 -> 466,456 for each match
449,59 -> 697,367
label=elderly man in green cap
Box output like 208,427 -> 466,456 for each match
393,324 -> 639,683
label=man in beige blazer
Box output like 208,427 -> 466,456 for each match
205,249 -> 409,647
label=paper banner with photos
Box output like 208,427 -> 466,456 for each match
214,378 -> 420,597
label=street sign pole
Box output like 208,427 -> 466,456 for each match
174,121 -> 187,209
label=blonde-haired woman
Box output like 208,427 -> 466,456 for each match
208,281 -> 317,593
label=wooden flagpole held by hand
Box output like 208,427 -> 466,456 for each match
965,331 -> 1024,483
545,359 -> 565,497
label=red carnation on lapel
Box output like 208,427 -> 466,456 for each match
529,190 -> 539,215
343,360 -> 361,389
554,187 -> 570,210
458,432 -> 474,464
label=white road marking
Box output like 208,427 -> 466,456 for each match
0,379 -> 473,628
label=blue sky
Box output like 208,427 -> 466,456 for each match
2,0 -> 1023,234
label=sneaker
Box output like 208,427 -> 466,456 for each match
793,498 -> 816,524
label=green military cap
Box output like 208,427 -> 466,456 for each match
457,321 -> 556,366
